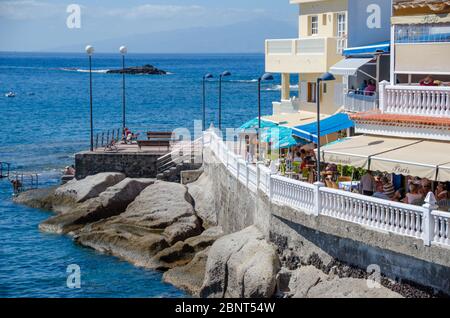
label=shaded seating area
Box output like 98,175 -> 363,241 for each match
320,135 -> 450,211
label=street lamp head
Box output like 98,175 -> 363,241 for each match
204,73 -> 213,80
319,72 -> 335,82
85,45 -> 95,56
119,46 -> 128,55
221,71 -> 231,78
260,73 -> 274,81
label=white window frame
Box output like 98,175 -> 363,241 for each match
310,15 -> 319,35
336,12 -> 347,53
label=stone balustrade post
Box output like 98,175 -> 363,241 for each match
422,192 -> 438,247
245,162 -> 249,188
379,80 -> 389,113
313,182 -> 325,216
269,175 -> 274,201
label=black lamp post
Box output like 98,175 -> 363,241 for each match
316,72 -> 335,182
218,71 -> 231,130
257,73 -> 274,161
202,73 -> 213,131
85,45 -> 95,152
119,46 -> 127,131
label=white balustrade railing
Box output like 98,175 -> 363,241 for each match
320,187 -> 424,240
203,130 -> 450,248
432,210 -> 450,246
380,83 -> 450,117
272,175 -> 315,213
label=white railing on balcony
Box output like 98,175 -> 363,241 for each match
432,210 -> 450,245
380,82 -> 450,117
204,130 -> 450,248
266,38 -> 326,55
272,175 -> 315,213
320,187 -> 424,240
343,90 -> 379,113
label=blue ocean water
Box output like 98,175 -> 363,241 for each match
0,52 -> 282,298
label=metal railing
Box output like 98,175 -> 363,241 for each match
94,128 -> 122,150
10,172 -> 39,194
156,137 -> 203,174
0,162 -> 11,179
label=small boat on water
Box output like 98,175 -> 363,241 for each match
5,92 -> 16,98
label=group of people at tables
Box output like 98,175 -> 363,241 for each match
259,145 -> 449,210
360,171 -> 449,210
264,146 -> 319,184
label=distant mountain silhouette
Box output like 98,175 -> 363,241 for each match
50,18 -> 297,53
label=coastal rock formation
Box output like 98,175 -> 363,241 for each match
285,266 -> 402,298
74,181 -> 203,267
106,64 -> 167,75
200,226 -> 280,298
53,172 -> 125,212
148,229 -> 222,270
187,173 -> 217,227
39,178 -> 154,234
13,186 -> 58,210
163,247 -> 211,296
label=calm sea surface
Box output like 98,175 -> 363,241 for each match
0,52 -> 283,297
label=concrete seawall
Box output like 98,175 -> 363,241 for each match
203,148 -> 450,294
75,152 -> 159,180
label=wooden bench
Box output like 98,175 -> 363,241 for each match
137,131 -> 174,151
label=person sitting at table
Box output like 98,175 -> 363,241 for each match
373,177 -> 395,200
360,170 -> 376,196
392,188 -> 406,202
419,75 -> 438,86
293,152 -> 303,163
358,80 -> 368,94
364,79 -> 376,96
403,183 -> 423,205
435,183 -> 448,201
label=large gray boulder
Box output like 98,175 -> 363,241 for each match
53,172 -> 125,211
287,266 -> 402,298
39,178 -> 154,234
187,173 -> 217,227
200,226 -> 280,298
74,181 -> 203,267
163,247 -> 211,296
13,186 -> 58,210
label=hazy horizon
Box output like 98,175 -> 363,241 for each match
0,0 -> 297,53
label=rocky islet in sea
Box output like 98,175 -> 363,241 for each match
106,64 -> 167,75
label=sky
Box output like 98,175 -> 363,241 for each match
0,0 -> 298,52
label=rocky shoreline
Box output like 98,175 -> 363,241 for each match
14,171 -> 441,298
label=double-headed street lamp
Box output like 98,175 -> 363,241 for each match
85,45 -> 95,152
218,71 -> 231,130
316,72 -> 335,182
119,46 -> 127,131
202,73 -> 214,131
257,73 -> 274,161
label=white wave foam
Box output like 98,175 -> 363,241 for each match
60,68 -> 109,74
265,84 -> 299,91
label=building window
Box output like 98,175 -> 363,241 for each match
307,82 -> 317,103
395,23 -> 450,43
337,12 -> 346,38
310,16 -> 319,35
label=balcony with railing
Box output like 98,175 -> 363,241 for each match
343,90 -> 379,113
379,82 -> 450,117
265,37 -> 344,74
